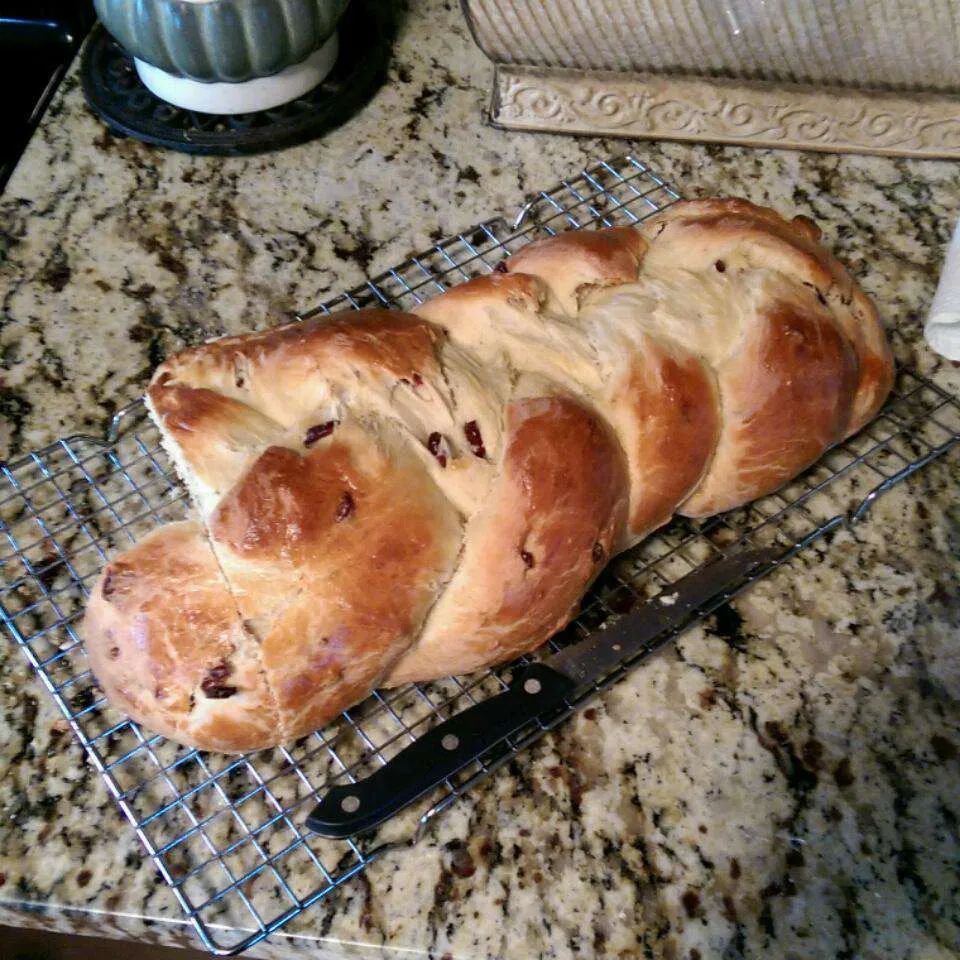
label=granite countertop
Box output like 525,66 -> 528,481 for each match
1,1 -> 959,958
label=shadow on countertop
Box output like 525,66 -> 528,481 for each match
2,925 -> 207,960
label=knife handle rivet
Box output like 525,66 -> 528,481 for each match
441,733 -> 460,751
340,794 -> 361,813
612,644 -> 622,652
523,678 -> 542,694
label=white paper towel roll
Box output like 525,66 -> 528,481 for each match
925,218 -> 960,361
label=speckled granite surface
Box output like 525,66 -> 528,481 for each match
1,1 -> 959,958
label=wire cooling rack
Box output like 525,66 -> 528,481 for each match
2,155 -> 959,956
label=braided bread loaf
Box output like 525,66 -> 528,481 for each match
83,199 -> 893,752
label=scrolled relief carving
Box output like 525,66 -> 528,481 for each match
859,110 -> 898,140
567,87 -> 648,130
499,82 -> 565,123
914,116 -> 960,151
778,108 -> 837,145
723,101 -> 767,130
589,91 -> 632,121
494,68 -> 960,159
718,101 -> 783,140
645,98 -> 700,134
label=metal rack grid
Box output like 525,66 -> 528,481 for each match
1,154 -> 958,956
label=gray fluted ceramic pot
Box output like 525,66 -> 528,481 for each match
93,0 -> 349,82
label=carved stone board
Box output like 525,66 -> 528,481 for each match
491,65 -> 960,159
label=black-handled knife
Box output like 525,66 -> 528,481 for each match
306,545 -> 781,838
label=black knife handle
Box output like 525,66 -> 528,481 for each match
305,663 -> 576,839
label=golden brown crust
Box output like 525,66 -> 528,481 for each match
386,394 -> 627,684
505,225 -> 647,313
415,232 -> 719,542
129,310 -> 467,749
211,442 -> 366,567
146,383 -> 285,496
149,309 -> 446,431
418,271 -> 546,317
641,198 -> 893,434
83,522 -> 280,753
209,429 -> 463,737
681,294 -> 859,516
622,340 -> 720,536
156,308 -> 441,379
82,200 -> 893,753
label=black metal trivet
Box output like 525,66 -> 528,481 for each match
80,0 -> 392,156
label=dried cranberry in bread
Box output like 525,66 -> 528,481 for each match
82,199 -> 893,751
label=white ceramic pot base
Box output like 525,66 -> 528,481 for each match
134,31 -> 338,114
